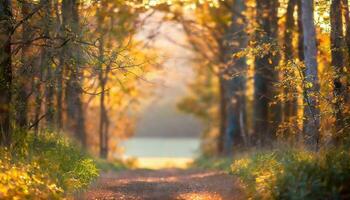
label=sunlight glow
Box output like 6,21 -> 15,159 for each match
177,192 -> 223,200
130,157 -> 194,169
142,0 -> 221,9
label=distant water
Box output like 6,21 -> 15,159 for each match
121,137 -> 201,158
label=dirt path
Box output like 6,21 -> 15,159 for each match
81,169 -> 245,200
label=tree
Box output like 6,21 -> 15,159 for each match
331,0 -> 346,141
0,0 -> 12,146
55,0 -> 64,130
297,0 -> 304,61
222,0 -> 248,154
282,0 -> 298,131
343,0 -> 350,133
175,4 -> 230,154
62,0 -> 86,146
97,0 -> 109,158
301,0 -> 320,150
253,0 -> 280,147
42,0 -> 55,128
14,0 -> 32,128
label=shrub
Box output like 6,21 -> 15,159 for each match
0,130 -> 99,199
231,148 -> 350,199
0,151 -> 63,199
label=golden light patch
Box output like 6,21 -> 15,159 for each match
128,157 -> 194,169
177,192 -> 223,200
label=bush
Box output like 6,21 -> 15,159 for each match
231,148 -> 350,200
0,130 -> 99,199
0,151 -> 63,199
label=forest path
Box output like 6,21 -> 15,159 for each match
81,168 -> 245,200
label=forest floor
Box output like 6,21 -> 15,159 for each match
81,168 -> 245,200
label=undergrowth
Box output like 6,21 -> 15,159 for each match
193,156 -> 233,171
0,130 -> 99,199
95,157 -> 137,172
231,148 -> 350,199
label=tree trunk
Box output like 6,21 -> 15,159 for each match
62,0 -> 86,147
342,0 -> 350,134
331,0 -> 346,142
217,76 -> 226,154
222,0 -> 248,155
283,0 -> 298,132
99,82 -> 108,158
0,0 -> 12,146
253,0 -> 280,147
343,0 -> 350,62
55,0 -> 63,130
40,0 -> 55,128
97,2 -> 108,158
301,0 -> 320,150
33,76 -> 42,135
14,0 -> 31,128
297,0 -> 304,61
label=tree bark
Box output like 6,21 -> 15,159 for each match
62,0 -> 86,147
343,0 -> 350,61
217,76 -> 227,154
283,0 -> 298,132
253,0 -> 280,147
14,0 -> 32,128
301,0 -> 320,150
55,0 -> 63,130
97,2 -> 109,158
342,0 -> 350,132
0,0 -> 12,146
222,0 -> 248,155
40,0 -> 55,128
331,0 -> 346,141
297,0 -> 304,61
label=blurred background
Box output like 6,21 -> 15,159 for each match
121,11 -> 203,168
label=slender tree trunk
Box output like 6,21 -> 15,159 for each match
342,0 -> 350,135
217,76 -> 227,154
72,0 -> 86,147
285,0 -> 296,61
99,80 -> 109,158
14,0 -> 31,128
269,0 -> 282,138
99,83 -> 108,158
33,0 -> 52,134
55,0 -> 63,130
34,19 -> 50,134
253,0 -> 280,147
62,0 -> 86,146
283,0 -> 298,132
0,0 -> 12,146
97,3 -> 108,158
46,61 -> 55,128
56,59 -> 63,130
222,0 -> 248,155
343,0 -> 350,62
297,0 -> 304,61
33,77 -> 42,135
40,0 -> 55,128
331,0 -> 346,142
301,0 -> 320,150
